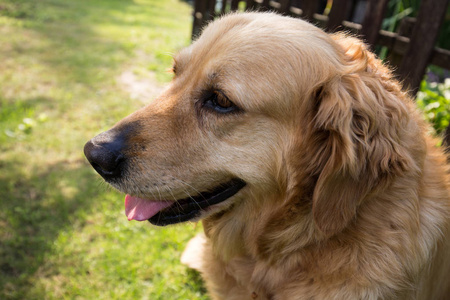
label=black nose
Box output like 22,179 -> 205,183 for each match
84,130 -> 126,179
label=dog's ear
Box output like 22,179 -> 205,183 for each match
310,36 -> 412,237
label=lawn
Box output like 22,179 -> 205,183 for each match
0,0 -> 208,299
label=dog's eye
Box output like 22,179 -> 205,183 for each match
203,91 -> 238,114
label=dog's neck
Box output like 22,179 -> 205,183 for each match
202,185 -> 320,263
202,159 -> 426,266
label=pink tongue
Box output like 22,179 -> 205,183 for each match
125,194 -> 175,221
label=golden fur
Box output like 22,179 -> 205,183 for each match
108,13 -> 450,299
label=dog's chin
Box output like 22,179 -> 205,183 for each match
148,178 -> 246,226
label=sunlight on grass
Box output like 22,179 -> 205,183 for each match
0,0 -> 208,299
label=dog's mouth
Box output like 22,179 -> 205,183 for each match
124,178 -> 246,226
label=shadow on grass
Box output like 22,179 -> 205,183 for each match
1,0 -> 134,84
0,0 -> 191,86
0,155 -> 105,298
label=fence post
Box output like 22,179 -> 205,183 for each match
301,0 -> 319,21
230,0 -> 240,10
327,0 -> 350,32
360,0 -> 389,47
278,0 -> 291,14
246,0 -> 257,10
260,0 -> 272,11
398,0 -> 450,95
192,0 -> 208,39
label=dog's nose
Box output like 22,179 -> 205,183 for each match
84,131 -> 126,179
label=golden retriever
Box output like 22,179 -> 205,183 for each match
84,12 -> 450,299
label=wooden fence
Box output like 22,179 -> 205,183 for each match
192,0 -> 450,96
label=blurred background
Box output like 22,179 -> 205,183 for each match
0,0 -> 448,299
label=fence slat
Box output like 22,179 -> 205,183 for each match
432,47 -> 450,70
246,0 -> 257,10
192,0 -> 209,38
360,0 -> 389,46
207,0 -> 217,19
230,0 -> 240,10
398,0 -> 450,94
327,0 -> 350,32
260,0 -> 271,11
278,0 -> 291,14
220,0 -> 228,15
300,0 -> 318,21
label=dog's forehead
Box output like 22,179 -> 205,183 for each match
179,14 -> 334,78
173,13 -> 339,114
189,19 -> 293,67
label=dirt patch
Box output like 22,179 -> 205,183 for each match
117,70 -> 165,103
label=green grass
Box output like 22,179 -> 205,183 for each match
0,0 -> 209,299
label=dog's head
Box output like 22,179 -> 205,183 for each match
84,13 -> 416,237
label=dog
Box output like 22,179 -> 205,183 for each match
84,12 -> 450,299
